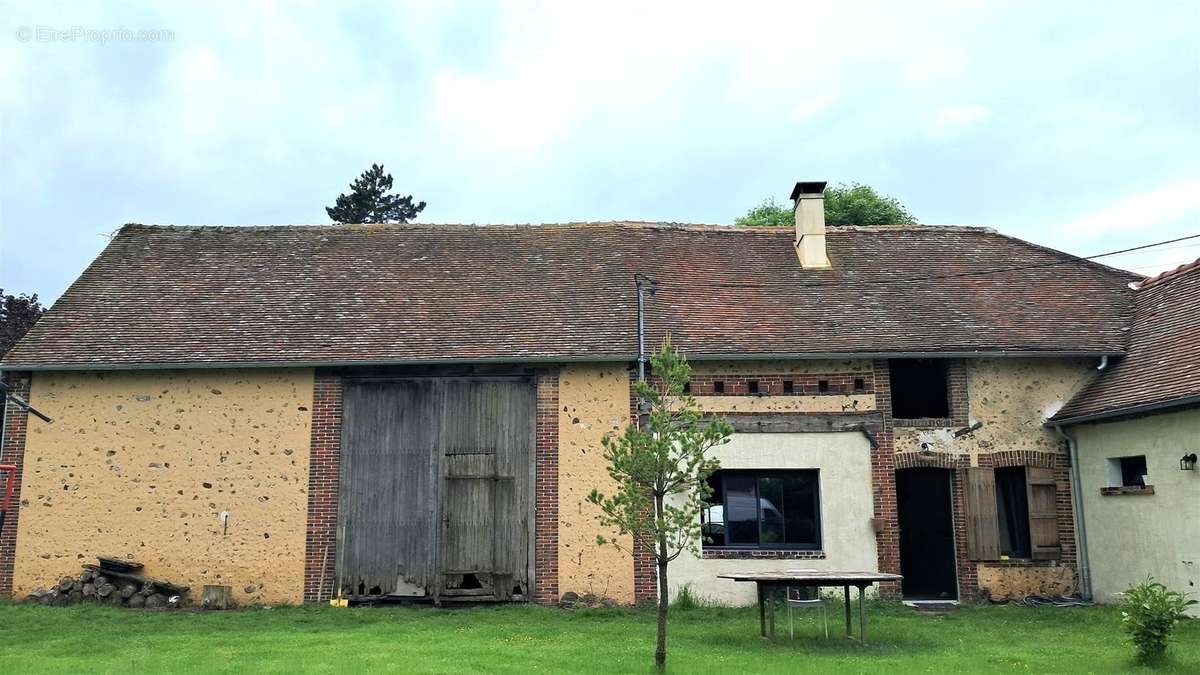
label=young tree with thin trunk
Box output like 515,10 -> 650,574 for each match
587,339 -> 733,670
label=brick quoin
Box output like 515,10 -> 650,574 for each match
869,360 -> 902,599
0,373 -> 30,599
533,370 -> 560,605
303,373 -> 343,603
629,375 -> 657,604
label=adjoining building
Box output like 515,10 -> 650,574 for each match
0,182 -> 1157,606
1050,260 -> 1200,615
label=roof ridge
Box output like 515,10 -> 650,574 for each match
118,221 -> 1001,236
1133,257 -> 1200,290
984,229 -> 1143,282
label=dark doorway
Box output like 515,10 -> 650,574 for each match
896,468 -> 958,600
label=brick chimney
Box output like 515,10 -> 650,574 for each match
791,181 -> 829,268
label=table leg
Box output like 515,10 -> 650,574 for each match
758,584 -> 767,639
859,585 -> 868,646
768,586 -> 776,639
843,585 -> 852,639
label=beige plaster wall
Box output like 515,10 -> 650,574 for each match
1074,408 -> 1200,615
893,358 -> 1094,460
557,364 -> 634,603
13,369 -> 314,605
668,431 -> 878,606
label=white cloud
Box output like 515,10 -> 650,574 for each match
790,94 -> 835,122
1063,179 -> 1200,238
928,104 -> 992,139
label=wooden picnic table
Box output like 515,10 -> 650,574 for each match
717,570 -> 902,645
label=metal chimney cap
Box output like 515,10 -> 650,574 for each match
790,181 -> 828,200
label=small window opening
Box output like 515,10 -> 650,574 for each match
458,573 -> 483,590
713,381 -> 725,394
682,382 -> 691,394
748,380 -> 760,394
889,359 -> 950,419
512,584 -> 524,596
782,381 -> 794,394
995,467 -> 1031,558
817,380 -> 829,393
854,378 -> 865,392
1107,455 -> 1148,487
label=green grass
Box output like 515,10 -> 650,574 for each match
1,601 -> 1196,673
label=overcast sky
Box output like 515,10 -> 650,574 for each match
2,1 -> 1198,303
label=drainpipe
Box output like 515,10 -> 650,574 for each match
1096,355 -> 1109,371
1055,424 -> 1093,601
634,274 -> 656,383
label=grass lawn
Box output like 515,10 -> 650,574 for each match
1,600 -> 1196,673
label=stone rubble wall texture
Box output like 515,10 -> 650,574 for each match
12,369 -> 314,605
977,563 -> 1077,601
893,358 -> 1093,460
556,364 -> 634,604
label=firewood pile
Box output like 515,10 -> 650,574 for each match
24,557 -> 190,609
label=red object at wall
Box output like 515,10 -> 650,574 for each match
0,464 -> 15,536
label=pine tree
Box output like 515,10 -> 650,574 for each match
588,339 -> 733,670
326,163 -> 426,224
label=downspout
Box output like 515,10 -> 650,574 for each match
634,274 -> 656,384
636,275 -> 647,383
1055,424 -> 1093,601
1096,355 -> 1109,371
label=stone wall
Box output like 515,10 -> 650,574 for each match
556,364 -> 634,603
11,369 -> 314,605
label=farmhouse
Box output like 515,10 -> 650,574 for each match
0,182 -> 1149,606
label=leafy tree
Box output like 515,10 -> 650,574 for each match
0,290 -> 44,419
735,196 -> 794,226
326,163 -> 426,224
0,290 -> 44,358
735,182 -> 917,226
587,339 -> 733,670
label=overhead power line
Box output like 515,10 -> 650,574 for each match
651,232 -> 1200,290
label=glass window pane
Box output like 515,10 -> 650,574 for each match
724,474 -> 758,545
782,473 -> 818,545
758,476 -> 785,545
700,473 -> 725,546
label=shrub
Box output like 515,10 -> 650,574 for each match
1119,577 -> 1196,664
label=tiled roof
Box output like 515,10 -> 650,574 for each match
1052,259 -> 1200,424
1,222 -> 1137,369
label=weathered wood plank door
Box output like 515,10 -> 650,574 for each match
337,380 -> 441,598
438,379 -> 535,601
336,377 -> 534,601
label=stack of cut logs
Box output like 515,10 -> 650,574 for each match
24,557 -> 190,609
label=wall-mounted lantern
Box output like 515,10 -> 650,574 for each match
1181,453 -> 1198,471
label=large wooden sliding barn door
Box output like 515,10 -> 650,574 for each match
336,377 -> 535,602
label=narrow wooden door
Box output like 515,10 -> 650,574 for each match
438,379 -> 534,600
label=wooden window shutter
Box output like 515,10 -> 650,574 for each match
1025,467 -> 1061,560
965,467 -> 1001,561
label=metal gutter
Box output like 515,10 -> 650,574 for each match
1054,424 -> 1092,601
1048,394 -> 1200,427
0,349 -> 1126,373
